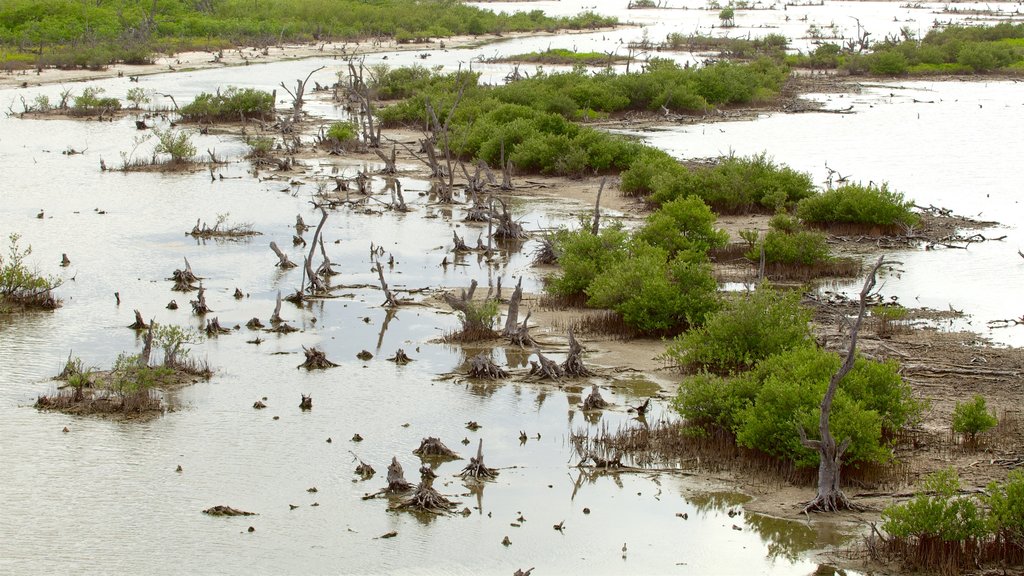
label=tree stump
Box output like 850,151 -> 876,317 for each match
628,398 -> 651,416
205,317 -> 230,336
355,460 -> 376,480
233,288 -> 244,299
494,198 -> 527,240
452,230 -> 470,252
468,353 -> 508,379
299,394 -> 312,410
376,262 -> 397,307
413,437 -> 460,460
298,346 -> 338,370
509,311 -> 537,349
502,278 -> 524,337
418,465 -> 437,480
171,258 -> 199,291
295,214 -> 309,234
203,505 -> 255,516
529,350 -> 563,380
393,478 -> 458,515
582,385 -> 608,411
561,329 -> 593,377
190,285 -> 211,315
459,439 -> 498,480
128,309 -> 149,330
386,349 -> 412,365
246,317 -> 265,329
166,300 -> 178,310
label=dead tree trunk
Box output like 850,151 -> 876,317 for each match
468,352 -> 508,379
298,346 -> 338,369
190,285 -> 210,315
561,329 -> 593,377
270,241 -> 297,268
800,256 -> 887,513
591,177 -> 606,236
303,208 -> 329,294
270,290 -> 284,325
493,198 -> 527,240
386,456 -> 412,492
502,277 -> 524,337
530,350 -> 563,380
140,323 -> 155,367
317,237 -> 337,277
374,145 -> 397,174
582,385 -> 608,410
375,262 -> 397,307
509,311 -> 536,349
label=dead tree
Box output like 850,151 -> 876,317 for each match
468,352 -> 508,379
529,350 -> 563,380
413,437 -> 460,460
385,457 -> 412,492
302,207 -> 329,294
387,178 -> 408,212
452,230 -> 470,252
270,290 -> 285,325
140,323 -> 155,367
561,329 -> 593,377
280,66 -> 325,123
190,285 -> 211,315
374,145 -> 397,174
799,256 -> 887,513
270,242 -> 297,268
591,177 -> 606,236
128,310 -> 149,330
499,139 -> 514,191
298,346 -> 338,369
295,214 -> 309,234
582,385 -> 608,410
375,262 -> 398,307
502,278 -> 524,337
459,439 -> 498,480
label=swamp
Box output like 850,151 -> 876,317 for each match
3,0 -> 1024,574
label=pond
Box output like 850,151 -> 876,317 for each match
2,1 -> 1021,574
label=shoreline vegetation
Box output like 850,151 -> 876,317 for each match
7,4 -> 1024,574
0,0 -> 614,72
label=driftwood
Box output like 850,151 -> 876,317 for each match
561,329 -> 593,377
270,241 -> 297,268
413,437 -> 460,460
299,394 -> 312,410
203,506 -> 255,517
298,346 -> 338,370
392,478 -> 458,514
582,385 -> 608,410
529,350 -> 563,380
468,353 -> 508,379
459,439 -> 498,480
386,349 -> 412,364
190,285 -> 211,315
205,317 -> 230,336
128,309 -> 149,330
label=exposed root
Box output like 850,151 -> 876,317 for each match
582,385 -> 608,411
392,478 -> 459,515
459,439 -> 499,480
386,349 -> 413,364
468,353 -> 508,380
561,328 -> 593,377
205,317 -> 230,337
529,350 -> 563,380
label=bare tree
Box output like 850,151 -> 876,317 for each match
280,66 -> 325,123
799,256 -> 887,513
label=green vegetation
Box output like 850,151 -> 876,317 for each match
153,128 -> 196,164
378,59 -> 788,178
873,304 -> 908,338
0,0 -> 615,70
665,286 -> 812,374
125,87 -> 151,109
71,86 -> 122,115
0,233 -> 60,312
324,121 -> 358,145
797,182 -> 919,230
632,152 -> 816,214
952,395 -> 998,445
719,7 -> 736,28
877,469 -> 1024,572
494,48 -> 624,66
788,23 -> 1024,76
675,345 -> 919,468
748,214 -> 831,266
664,32 -> 787,60
179,87 -> 275,123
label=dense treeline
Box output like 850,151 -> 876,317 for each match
0,0 -> 614,69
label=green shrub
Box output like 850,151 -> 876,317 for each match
179,87 -> 274,122
665,286 -> 812,374
796,182 -> 919,228
750,227 -> 831,266
952,395 -> 998,444
245,136 -> 275,158
882,469 -> 987,543
984,469 -> 1024,548
587,243 -> 720,334
125,87 -> 151,109
153,128 -> 196,164
674,370 -> 759,431
325,121 -> 358,143
0,233 -> 59,310
651,153 -> 815,213
636,195 -> 729,257
72,86 -> 121,114
867,50 -> 909,75
546,226 -> 630,298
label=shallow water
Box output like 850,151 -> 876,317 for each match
2,1 -> 1021,573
